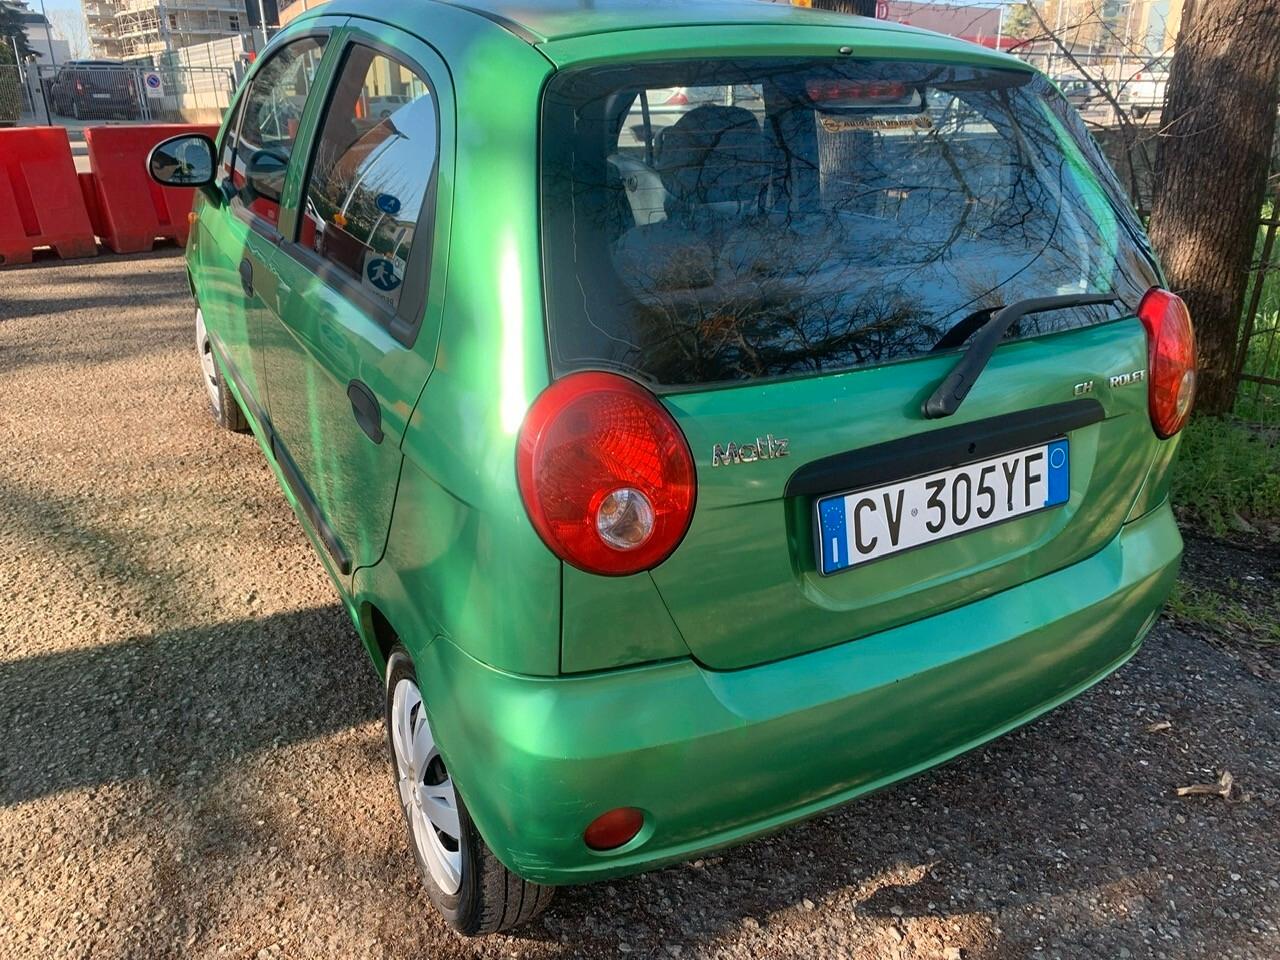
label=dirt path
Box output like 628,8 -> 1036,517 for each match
2,254 -> 1277,960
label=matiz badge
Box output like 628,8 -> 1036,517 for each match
711,435 -> 790,467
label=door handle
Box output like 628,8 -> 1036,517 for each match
347,380 -> 384,444
238,257 -> 254,297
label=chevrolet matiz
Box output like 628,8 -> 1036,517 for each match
146,0 -> 1195,934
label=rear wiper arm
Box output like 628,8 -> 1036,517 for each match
923,293 -> 1119,420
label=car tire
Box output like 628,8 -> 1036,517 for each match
195,306 -> 248,433
384,647 -> 554,935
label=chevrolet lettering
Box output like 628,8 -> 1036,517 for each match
1110,369 -> 1148,388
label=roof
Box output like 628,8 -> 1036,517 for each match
434,0 -> 905,43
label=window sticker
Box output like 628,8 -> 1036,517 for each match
818,114 -> 933,133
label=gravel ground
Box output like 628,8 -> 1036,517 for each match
1,253 -> 1278,960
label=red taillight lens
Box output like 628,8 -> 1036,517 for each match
1136,288 -> 1196,438
584,807 -> 645,851
516,372 -> 696,576
664,89 -> 689,105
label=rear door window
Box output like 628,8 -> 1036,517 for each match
295,44 -> 438,312
540,60 -> 1158,388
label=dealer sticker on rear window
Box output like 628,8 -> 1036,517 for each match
817,439 -> 1070,576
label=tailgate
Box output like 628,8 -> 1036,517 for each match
536,47 -> 1167,670
653,320 -> 1158,669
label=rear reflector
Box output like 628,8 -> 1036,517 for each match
584,807 -> 645,851
1136,288 -> 1196,438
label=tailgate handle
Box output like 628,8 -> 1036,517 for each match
238,257 -> 254,297
347,380 -> 384,444
783,398 -> 1105,499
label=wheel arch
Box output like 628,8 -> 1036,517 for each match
357,601 -> 401,676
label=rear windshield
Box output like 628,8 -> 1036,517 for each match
540,59 -> 1159,389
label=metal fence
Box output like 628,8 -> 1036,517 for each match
1,63 -> 25,126
1235,202 -> 1280,424
20,61 -> 236,126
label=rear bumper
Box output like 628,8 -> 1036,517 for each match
420,502 -> 1181,884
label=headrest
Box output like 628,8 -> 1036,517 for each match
655,104 -> 776,214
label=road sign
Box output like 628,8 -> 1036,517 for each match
366,257 -> 402,293
143,71 -> 164,99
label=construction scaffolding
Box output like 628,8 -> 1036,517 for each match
87,0 -> 249,62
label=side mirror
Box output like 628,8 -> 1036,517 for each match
147,133 -> 216,188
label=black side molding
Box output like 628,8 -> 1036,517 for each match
784,398 -> 1105,499
272,437 -> 353,576
210,340 -> 353,576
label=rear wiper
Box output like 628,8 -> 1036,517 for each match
923,293 -> 1119,420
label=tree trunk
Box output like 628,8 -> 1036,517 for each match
809,0 -> 879,16
1147,0 -> 1280,416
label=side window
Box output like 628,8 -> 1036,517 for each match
227,36 -> 328,227
298,44 -> 437,311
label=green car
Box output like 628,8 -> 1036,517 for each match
147,0 -> 1196,935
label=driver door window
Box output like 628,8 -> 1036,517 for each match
225,36 -> 328,228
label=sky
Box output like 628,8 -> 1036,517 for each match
30,0 -> 81,15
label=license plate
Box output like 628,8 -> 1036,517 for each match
816,439 -> 1069,575
92,93 -> 112,99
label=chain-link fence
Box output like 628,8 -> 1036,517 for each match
1,63 -> 25,127
21,61 -> 236,126
1235,202 -> 1280,425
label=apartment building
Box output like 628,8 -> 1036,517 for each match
1041,0 -> 1185,57
87,0 -> 278,61
276,0 -> 320,26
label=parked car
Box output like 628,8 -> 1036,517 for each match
1054,75 -> 1098,108
1119,58 -> 1170,119
47,60 -> 140,121
147,0 -> 1195,937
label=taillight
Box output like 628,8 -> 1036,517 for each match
516,372 -> 696,576
1136,288 -> 1196,438
75,80 -> 85,93
664,89 -> 689,105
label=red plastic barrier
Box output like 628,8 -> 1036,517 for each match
0,127 -> 97,265
78,172 -> 106,240
83,124 -> 219,254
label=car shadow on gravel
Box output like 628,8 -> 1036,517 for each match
0,604 -> 377,808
